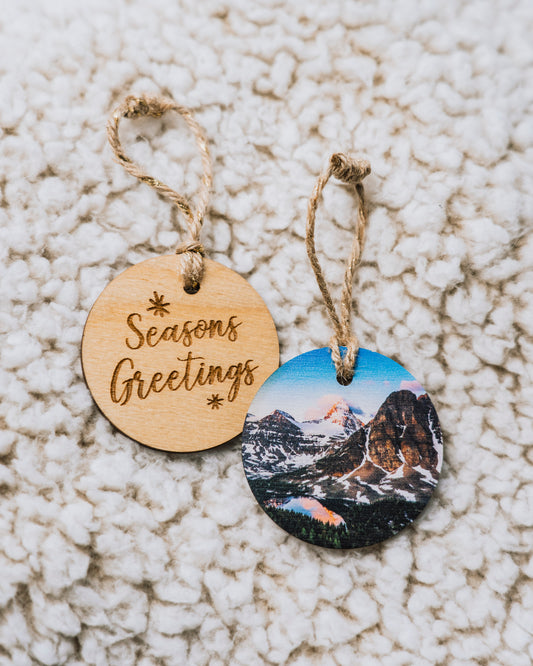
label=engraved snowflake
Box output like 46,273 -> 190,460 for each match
207,394 -> 224,410
146,291 -> 170,317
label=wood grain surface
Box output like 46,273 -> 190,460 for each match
82,255 -> 279,452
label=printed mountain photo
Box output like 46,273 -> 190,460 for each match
242,348 -> 443,549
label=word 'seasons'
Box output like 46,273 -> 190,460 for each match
125,314 -> 242,349
110,352 -> 257,405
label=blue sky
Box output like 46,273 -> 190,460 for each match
250,347 -> 425,422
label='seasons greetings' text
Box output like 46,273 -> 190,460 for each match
109,313 -> 257,405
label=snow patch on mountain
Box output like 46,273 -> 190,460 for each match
323,398 -> 364,432
414,464 -> 438,485
299,420 -> 346,437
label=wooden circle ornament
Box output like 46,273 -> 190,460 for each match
82,95 -> 279,452
82,256 -> 278,452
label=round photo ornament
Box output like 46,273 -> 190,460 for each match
241,154 -> 443,549
82,95 -> 279,452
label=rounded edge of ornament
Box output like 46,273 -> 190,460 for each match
82,255 -> 280,452
241,347 -> 443,548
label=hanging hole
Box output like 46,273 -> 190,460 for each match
336,371 -> 353,386
183,280 -> 200,295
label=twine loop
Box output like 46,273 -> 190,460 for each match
305,152 -> 371,385
107,93 -> 213,292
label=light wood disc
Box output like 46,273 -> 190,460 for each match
82,255 -> 279,452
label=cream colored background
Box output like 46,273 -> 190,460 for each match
0,0 -> 532,664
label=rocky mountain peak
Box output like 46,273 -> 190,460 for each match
323,399 -> 363,431
244,388 -> 442,506
367,390 -> 439,473
269,409 -> 296,423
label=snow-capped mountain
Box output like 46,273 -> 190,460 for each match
323,398 -> 364,432
243,409 -> 336,478
243,400 -> 365,478
244,390 -> 442,505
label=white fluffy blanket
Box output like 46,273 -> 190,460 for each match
1,1 -> 532,664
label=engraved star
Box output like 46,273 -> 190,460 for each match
207,394 -> 224,410
146,291 -> 170,317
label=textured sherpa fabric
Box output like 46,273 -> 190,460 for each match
1,0 -> 532,664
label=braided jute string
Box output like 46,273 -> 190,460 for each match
107,94 -> 213,293
306,153 -> 371,385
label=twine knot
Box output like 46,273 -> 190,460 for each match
175,241 -> 205,256
330,153 -> 371,185
329,336 -> 358,386
175,241 -> 206,293
122,95 -> 151,119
